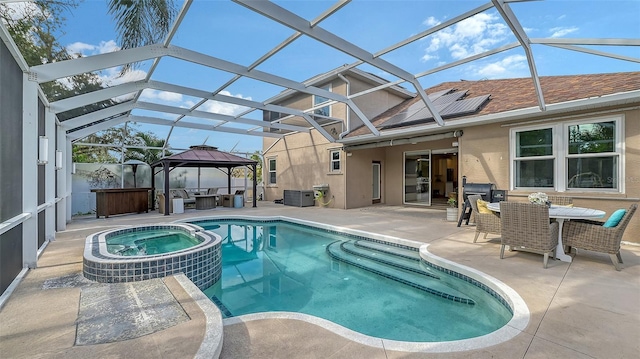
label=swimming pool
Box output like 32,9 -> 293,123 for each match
180,216 -> 528,348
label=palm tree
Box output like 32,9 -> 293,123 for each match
125,131 -> 171,165
107,0 -> 177,72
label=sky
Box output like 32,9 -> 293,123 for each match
10,0 -> 640,153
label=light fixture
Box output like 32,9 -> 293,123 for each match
55,150 -> 63,170
71,163 -> 77,174
38,136 -> 48,165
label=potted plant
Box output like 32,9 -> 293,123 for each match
446,196 -> 458,221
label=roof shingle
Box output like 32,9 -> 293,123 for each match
349,72 -> 640,137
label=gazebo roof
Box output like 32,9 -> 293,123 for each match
151,145 -> 257,168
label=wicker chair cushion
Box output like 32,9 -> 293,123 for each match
603,209 -> 627,227
477,199 -> 493,214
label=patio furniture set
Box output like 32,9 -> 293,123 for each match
157,188 -> 246,213
468,194 -> 637,270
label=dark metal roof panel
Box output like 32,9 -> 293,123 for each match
432,90 -> 467,105
150,145 -> 256,168
439,95 -> 491,117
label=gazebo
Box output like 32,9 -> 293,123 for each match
150,145 -> 258,215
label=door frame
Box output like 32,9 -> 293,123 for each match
372,161 -> 381,204
403,150 -> 431,206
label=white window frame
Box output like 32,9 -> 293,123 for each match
313,83 -> 331,117
511,126 -> 557,189
510,115 -> 624,193
267,157 -> 277,186
329,149 -> 341,173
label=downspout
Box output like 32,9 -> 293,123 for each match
337,74 -> 351,139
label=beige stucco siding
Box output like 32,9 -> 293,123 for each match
344,148 -> 384,208
262,73 -> 413,209
459,108 -> 640,243
263,130 -> 346,208
344,138 -> 456,208
346,75 -> 410,126
342,107 -> 638,242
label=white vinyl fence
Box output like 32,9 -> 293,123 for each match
72,163 -> 262,215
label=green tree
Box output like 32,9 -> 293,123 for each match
1,1 -> 115,117
73,124 -> 171,163
125,130 -> 171,164
108,0 -> 176,73
231,151 -> 262,183
3,0 -> 179,161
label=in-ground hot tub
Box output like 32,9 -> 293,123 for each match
83,223 -> 222,289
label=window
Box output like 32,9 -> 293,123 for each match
313,84 -> 331,117
268,158 -> 277,185
567,121 -> 617,189
514,128 -> 555,188
330,150 -> 341,172
511,116 -> 622,191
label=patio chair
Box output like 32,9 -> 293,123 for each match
499,202 -> 559,268
547,195 -> 573,206
169,189 -> 196,208
468,195 -> 501,243
562,204 -> 637,271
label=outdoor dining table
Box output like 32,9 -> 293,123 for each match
487,202 -> 606,262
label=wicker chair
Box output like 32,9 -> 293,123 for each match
562,204 -> 637,271
468,195 -> 501,243
499,202 -> 559,268
547,195 -> 573,206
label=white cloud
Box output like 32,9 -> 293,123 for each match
474,54 -> 528,78
2,2 -> 42,21
66,40 -> 119,57
199,91 -> 252,116
66,42 -> 95,56
140,89 -> 184,103
550,26 -> 578,38
423,16 -> 441,27
421,12 -> 510,63
421,53 -> 438,62
98,67 -> 146,87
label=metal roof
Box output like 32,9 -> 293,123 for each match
1,0 -> 638,150
150,145 -> 257,168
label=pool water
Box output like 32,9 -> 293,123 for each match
106,229 -> 201,256
195,220 -> 512,342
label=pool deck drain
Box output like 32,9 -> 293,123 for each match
76,278 -> 189,345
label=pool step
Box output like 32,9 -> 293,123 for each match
353,240 -> 421,261
341,241 -> 439,279
326,241 -> 475,305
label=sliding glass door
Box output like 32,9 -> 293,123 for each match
404,151 -> 431,206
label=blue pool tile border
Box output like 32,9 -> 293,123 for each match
83,223 -> 222,290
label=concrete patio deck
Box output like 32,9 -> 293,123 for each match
1,202 -> 638,358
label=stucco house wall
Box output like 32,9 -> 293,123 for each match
263,130 -> 346,207
457,106 -> 639,243
263,72 -> 412,207
342,106 -> 638,242
264,71 -> 639,242
344,147 -> 385,208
